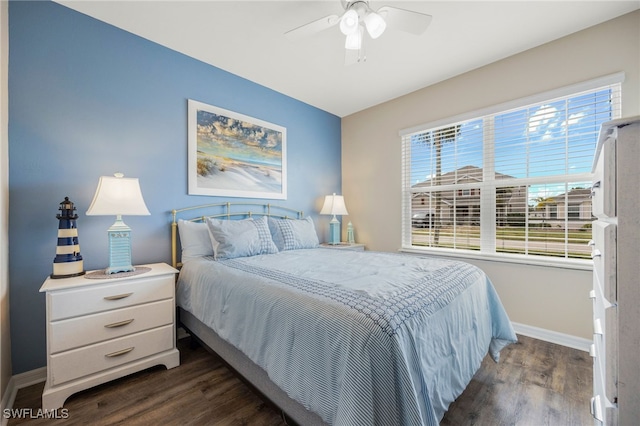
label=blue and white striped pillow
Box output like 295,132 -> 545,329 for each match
268,217 -> 319,251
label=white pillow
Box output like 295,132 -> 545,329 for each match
206,216 -> 278,260
268,217 -> 319,251
177,220 -> 214,263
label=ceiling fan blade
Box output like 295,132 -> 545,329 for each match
285,14 -> 340,39
377,6 -> 432,35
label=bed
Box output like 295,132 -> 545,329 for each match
172,203 -> 517,426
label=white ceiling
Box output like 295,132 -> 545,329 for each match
56,1 -> 639,117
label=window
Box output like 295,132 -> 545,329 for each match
401,75 -> 622,262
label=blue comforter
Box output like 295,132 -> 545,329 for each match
177,249 -> 516,425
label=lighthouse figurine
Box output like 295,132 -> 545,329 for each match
51,197 -> 86,279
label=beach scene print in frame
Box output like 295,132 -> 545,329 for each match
188,99 -> 287,199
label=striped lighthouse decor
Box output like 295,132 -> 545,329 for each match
51,197 -> 86,279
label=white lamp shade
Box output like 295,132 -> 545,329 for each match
340,9 -> 359,35
86,174 -> 150,216
345,27 -> 363,50
364,12 -> 386,39
320,193 -> 349,216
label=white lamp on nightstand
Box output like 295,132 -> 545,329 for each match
86,173 -> 150,274
320,193 -> 349,245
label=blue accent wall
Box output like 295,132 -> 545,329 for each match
8,1 -> 341,374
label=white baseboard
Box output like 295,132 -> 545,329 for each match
512,322 -> 591,352
1,367 -> 46,426
11,367 -> 47,389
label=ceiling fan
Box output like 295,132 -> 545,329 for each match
285,0 -> 433,64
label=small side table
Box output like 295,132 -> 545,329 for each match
40,262 -> 180,409
320,242 -> 365,251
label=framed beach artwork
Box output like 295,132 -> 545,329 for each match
187,99 -> 287,199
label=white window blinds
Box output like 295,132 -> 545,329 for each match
401,76 -> 622,262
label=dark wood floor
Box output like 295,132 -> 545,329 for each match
9,334 -> 592,425
441,335 -> 593,425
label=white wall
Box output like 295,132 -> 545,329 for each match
1,0 -> 12,404
342,11 -> 640,340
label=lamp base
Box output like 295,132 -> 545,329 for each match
105,264 -> 135,275
106,217 -> 135,274
328,217 -> 341,245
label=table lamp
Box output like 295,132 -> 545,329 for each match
320,193 -> 349,245
86,173 -> 150,274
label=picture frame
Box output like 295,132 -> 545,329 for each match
187,99 -> 287,199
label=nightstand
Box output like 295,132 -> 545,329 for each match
39,262 -> 180,409
320,242 -> 365,251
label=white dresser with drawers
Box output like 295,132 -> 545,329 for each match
590,116 -> 640,425
40,263 -> 180,409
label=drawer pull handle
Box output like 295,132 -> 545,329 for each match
589,290 -> 596,299
104,319 -> 134,328
587,240 -> 595,247
105,347 -> 134,358
590,344 -> 595,357
591,249 -> 602,259
104,292 -> 133,301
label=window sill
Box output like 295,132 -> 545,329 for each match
399,246 -> 593,271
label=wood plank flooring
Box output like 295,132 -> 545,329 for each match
8,334 -> 593,425
441,334 -> 593,425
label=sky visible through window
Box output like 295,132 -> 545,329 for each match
410,89 -> 613,206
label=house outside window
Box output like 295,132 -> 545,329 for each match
401,75 -> 622,262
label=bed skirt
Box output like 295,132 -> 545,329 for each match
178,308 -> 327,426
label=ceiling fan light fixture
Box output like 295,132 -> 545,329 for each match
364,11 -> 386,39
340,9 -> 359,35
344,26 -> 363,50
284,0 -> 433,65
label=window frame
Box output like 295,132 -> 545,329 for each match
400,73 -> 623,269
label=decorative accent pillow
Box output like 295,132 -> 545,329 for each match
177,220 -> 214,263
268,217 -> 320,251
206,216 -> 278,260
